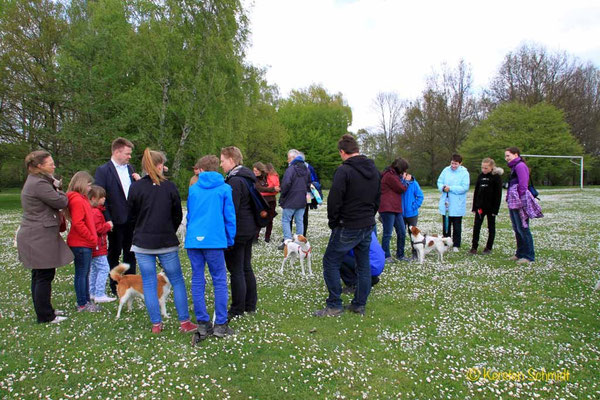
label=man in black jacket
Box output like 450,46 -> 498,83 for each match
94,138 -> 140,294
314,134 -> 381,317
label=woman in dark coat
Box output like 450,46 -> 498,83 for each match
17,150 -> 74,323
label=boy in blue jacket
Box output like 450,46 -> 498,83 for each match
186,155 -> 237,341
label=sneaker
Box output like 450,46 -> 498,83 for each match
452,247 -> 460,253
50,316 -> 67,324
482,248 -> 492,255
85,302 -> 102,312
151,322 -> 163,334
344,304 -> 365,315
509,255 -> 519,261
277,242 -> 285,250
313,307 -> 344,317
397,256 -> 412,262
192,321 -> 214,345
468,249 -> 478,255
77,305 -> 87,312
213,323 -> 235,338
385,257 -> 395,264
94,295 -> 116,303
516,258 -> 531,265
264,237 -> 271,243
179,320 -> 198,333
54,310 -> 66,316
90,295 -> 95,301
342,285 -> 355,294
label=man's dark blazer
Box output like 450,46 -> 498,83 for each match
94,161 -> 135,225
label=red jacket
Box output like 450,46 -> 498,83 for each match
378,168 -> 407,213
265,173 -> 280,198
67,191 -> 97,248
91,205 -> 111,257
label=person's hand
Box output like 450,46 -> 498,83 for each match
275,186 -> 280,192
107,221 -> 114,230
163,166 -> 169,172
443,185 -> 450,192
132,173 -> 141,181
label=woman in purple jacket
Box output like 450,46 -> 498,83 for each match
505,147 -> 536,264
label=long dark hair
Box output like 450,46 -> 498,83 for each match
389,157 -> 409,175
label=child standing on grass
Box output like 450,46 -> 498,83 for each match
185,155 -> 237,341
67,171 -> 101,312
469,158 -> 503,255
401,166 -> 424,261
88,185 -> 116,303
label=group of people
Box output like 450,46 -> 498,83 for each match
17,133 -> 540,329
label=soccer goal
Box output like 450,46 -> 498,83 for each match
521,154 -> 584,189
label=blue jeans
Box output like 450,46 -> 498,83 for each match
187,249 -> 228,325
71,247 -> 92,307
135,251 -> 191,324
89,255 -> 110,297
322,225 -> 374,309
380,212 -> 406,258
282,207 -> 305,240
509,209 -> 535,261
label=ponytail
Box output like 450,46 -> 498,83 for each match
142,148 -> 166,185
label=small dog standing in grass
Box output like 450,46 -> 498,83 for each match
280,234 -> 313,276
409,226 -> 453,263
110,263 -> 171,319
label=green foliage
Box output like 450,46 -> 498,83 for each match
278,84 -> 352,182
460,102 -> 588,185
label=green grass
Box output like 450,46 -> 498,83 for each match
1,187 -> 599,399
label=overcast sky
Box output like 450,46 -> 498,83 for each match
245,0 -> 600,132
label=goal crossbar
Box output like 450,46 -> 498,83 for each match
521,154 -> 584,189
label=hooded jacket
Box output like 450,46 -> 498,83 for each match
472,167 -> 504,215
67,191 -> 97,248
127,175 -> 182,249
279,157 -> 310,209
91,205 -> 112,257
327,155 -> 381,229
401,177 -> 424,218
378,168 -> 407,213
437,165 -> 470,217
185,171 -> 236,249
225,165 -> 258,239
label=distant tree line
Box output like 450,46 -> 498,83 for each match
1,1 -> 598,191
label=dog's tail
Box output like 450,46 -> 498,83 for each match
109,263 -> 130,282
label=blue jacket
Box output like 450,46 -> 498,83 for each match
437,165 -> 470,216
279,157 -> 310,209
401,177 -> 424,218
185,171 -> 236,249
346,231 -> 385,277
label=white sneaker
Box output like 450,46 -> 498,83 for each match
94,295 -> 116,303
90,295 -> 95,301
452,247 -> 460,253
50,316 -> 67,324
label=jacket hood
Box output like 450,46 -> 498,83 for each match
344,155 -> 378,179
197,171 -> 225,189
291,160 -> 309,176
508,157 -> 522,168
227,165 -> 257,182
448,165 -> 468,173
492,167 -> 504,176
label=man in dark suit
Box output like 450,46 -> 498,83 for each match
94,137 -> 140,294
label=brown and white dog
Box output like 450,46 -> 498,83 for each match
109,263 -> 171,319
280,234 -> 313,276
409,226 -> 453,263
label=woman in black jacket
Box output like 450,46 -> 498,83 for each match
220,146 -> 258,321
127,148 -> 196,334
469,158 -> 503,255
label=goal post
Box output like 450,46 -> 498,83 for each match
521,154 -> 584,190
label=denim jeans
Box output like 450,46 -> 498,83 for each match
380,212 -> 406,258
187,249 -> 228,325
89,255 -> 110,297
135,251 -> 191,324
71,246 -> 92,307
322,225 -> 374,309
282,207 -> 305,240
509,209 -> 535,261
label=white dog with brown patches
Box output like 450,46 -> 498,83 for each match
110,263 -> 171,319
409,226 -> 453,263
280,234 -> 313,276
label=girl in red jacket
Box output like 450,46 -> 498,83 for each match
67,171 -> 99,312
88,185 -> 115,303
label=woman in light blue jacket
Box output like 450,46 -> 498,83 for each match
437,154 -> 470,252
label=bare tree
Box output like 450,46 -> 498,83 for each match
371,92 -> 406,164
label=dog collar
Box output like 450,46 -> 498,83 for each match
300,246 -> 312,258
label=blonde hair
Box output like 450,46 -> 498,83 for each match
481,158 -> 496,168
142,148 -> 167,185
67,171 -> 93,194
25,150 -> 51,174
220,146 -> 243,165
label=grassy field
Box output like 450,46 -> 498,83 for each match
0,187 -> 599,399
